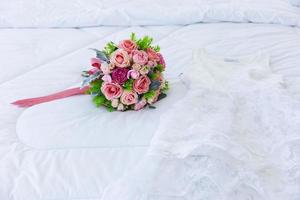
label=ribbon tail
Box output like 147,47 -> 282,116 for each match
11,86 -> 89,108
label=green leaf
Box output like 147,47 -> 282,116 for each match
101,99 -> 115,112
106,106 -> 115,112
130,32 -> 138,42
103,41 -> 118,56
148,105 -> 156,109
92,95 -> 106,107
162,81 -> 169,93
123,79 -> 134,90
157,93 -> 167,102
154,64 -> 164,72
152,45 -> 160,52
88,79 -> 103,94
89,48 -> 109,63
81,70 -> 90,77
143,90 -> 156,101
149,80 -> 161,90
148,72 -> 159,80
137,36 -> 153,50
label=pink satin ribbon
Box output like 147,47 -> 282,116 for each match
11,86 -> 89,108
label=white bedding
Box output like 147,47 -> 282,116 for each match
1,0 -> 300,27
1,1 -> 300,199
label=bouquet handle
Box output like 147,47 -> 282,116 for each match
11,86 -> 89,108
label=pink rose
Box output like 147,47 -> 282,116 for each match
146,48 -> 160,62
120,91 -> 138,105
119,40 -> 137,53
101,82 -> 123,100
112,68 -> 129,85
127,70 -> 140,79
91,58 -> 101,69
110,49 -> 130,68
133,75 -> 151,94
101,74 -> 112,83
132,50 -> 148,65
134,98 -> 147,111
157,53 -> 166,69
147,60 -> 157,67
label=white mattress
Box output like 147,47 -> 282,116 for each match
1,1 -> 300,199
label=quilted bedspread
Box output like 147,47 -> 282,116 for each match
1,0 -> 300,199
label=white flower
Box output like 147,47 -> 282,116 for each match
139,66 -> 150,75
111,99 -> 119,108
100,63 -> 110,74
117,103 -> 125,111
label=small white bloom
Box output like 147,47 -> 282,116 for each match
100,63 -> 110,74
111,99 -> 119,108
132,63 -> 141,71
139,66 -> 149,75
117,103 -> 125,111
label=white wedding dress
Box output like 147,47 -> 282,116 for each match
100,50 -> 300,200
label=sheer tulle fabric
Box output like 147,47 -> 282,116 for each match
101,50 -> 300,200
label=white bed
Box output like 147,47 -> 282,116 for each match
1,0 -> 300,199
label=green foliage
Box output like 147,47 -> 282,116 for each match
154,64 -> 164,72
88,79 -> 102,94
137,36 -> 153,50
130,32 -> 138,42
92,95 -> 106,107
149,80 -> 161,90
81,70 -> 90,77
92,94 -> 115,111
89,48 -> 109,63
102,99 -> 115,112
152,45 -> 160,52
149,72 -> 160,80
162,81 -> 169,93
148,105 -> 156,109
123,79 -> 134,90
104,41 -> 117,56
106,106 -> 115,112
130,33 -> 160,52
157,93 -> 167,102
143,90 -> 156,101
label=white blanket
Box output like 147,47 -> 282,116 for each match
1,0 -> 300,27
1,1 -> 300,199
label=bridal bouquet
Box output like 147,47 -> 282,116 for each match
12,33 -> 168,111
81,33 -> 169,111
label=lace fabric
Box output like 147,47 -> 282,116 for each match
100,50 -> 300,200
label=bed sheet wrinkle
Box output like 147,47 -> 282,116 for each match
0,29 -> 96,84
0,27 -> 129,86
